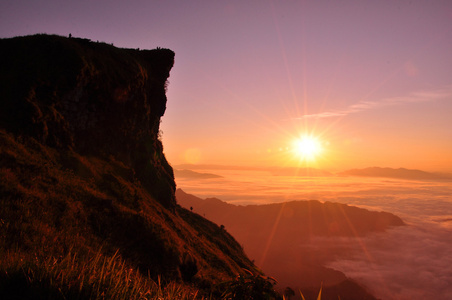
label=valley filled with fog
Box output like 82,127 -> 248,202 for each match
175,168 -> 452,299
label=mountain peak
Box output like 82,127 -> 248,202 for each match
0,34 -> 258,297
1,34 -> 175,207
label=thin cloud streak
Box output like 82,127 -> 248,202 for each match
297,85 -> 452,119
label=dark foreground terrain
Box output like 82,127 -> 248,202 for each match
0,34 -> 260,299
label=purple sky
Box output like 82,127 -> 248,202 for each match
2,0 -> 452,171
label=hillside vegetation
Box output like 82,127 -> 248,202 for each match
0,35 -> 262,299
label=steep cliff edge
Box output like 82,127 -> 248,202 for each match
0,35 -> 258,298
1,34 -> 175,208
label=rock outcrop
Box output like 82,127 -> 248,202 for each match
0,34 -> 175,207
0,35 -> 258,296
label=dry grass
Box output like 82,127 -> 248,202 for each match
0,249 -> 204,300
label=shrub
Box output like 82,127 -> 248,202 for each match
218,269 -> 279,300
180,253 -> 198,282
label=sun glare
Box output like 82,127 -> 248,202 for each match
292,136 -> 323,161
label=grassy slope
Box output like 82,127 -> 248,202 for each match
0,35 -> 259,299
0,129 -> 257,298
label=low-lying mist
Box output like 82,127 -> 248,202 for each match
175,168 -> 452,299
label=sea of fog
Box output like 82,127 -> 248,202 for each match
175,169 -> 452,300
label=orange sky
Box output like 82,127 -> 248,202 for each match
159,2 -> 452,172
2,1 -> 452,171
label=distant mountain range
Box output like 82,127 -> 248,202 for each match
339,167 -> 452,180
174,164 -> 452,180
177,189 -> 404,299
174,169 -> 223,179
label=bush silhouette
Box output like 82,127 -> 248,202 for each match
219,269 -> 279,300
180,253 -> 198,282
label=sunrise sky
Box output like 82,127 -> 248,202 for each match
2,0 -> 452,171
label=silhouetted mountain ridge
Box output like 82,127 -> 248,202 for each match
177,189 -> 404,299
339,167 -> 452,180
177,188 -> 404,242
174,169 -> 223,179
173,164 -> 332,176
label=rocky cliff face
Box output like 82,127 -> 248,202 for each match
0,35 -> 258,295
0,34 -> 175,208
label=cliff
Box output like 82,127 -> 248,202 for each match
0,35 -> 258,298
1,34 -> 175,208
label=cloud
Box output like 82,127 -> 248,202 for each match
298,85 -> 452,119
326,224 -> 452,300
177,172 -> 452,299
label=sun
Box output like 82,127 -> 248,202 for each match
292,135 -> 323,161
